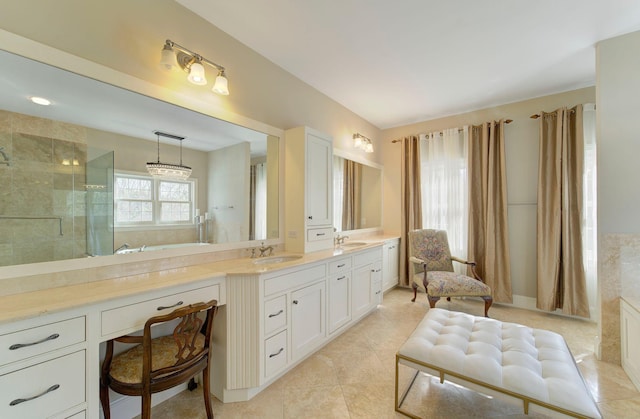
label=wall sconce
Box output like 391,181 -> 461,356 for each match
146,131 -> 192,180
159,39 -> 229,95
353,133 -> 374,153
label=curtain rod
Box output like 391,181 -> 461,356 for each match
530,106 -> 592,119
391,119 -> 512,143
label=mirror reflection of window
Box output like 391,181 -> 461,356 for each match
249,162 -> 267,240
333,156 -> 362,231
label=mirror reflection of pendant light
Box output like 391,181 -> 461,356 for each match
146,131 -> 192,180
160,39 -> 229,95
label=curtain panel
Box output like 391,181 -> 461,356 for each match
468,121 -> 513,303
536,105 -> 590,318
400,136 -> 422,286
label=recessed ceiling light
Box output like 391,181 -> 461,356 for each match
30,96 -> 51,106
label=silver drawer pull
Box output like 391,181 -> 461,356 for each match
157,301 -> 184,311
269,348 -> 284,358
10,384 -> 60,406
337,276 -> 346,281
293,300 -> 299,305
268,309 -> 284,318
337,263 -> 345,268
317,233 -> 325,236
9,333 -> 60,350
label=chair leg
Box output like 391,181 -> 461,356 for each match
411,282 -> 418,302
203,364 -> 214,418
483,296 -> 493,317
141,393 -> 152,419
427,295 -> 440,309
99,377 -> 111,419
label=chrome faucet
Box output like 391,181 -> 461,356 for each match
258,242 -> 274,257
335,234 -> 349,246
114,243 -> 130,254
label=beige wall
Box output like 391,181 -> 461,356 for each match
596,30 -> 640,363
0,0 -> 382,163
381,87 -> 596,302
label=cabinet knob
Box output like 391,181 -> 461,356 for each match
308,216 -> 313,220
293,300 -> 299,305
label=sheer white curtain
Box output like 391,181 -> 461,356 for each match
333,155 -> 345,231
582,104 -> 597,319
420,127 -> 469,274
254,162 -> 267,239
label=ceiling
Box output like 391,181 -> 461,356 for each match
178,0 -> 640,129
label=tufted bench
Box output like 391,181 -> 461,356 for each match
395,308 -> 602,418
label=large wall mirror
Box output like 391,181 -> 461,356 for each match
0,49 -> 280,267
332,149 -> 382,233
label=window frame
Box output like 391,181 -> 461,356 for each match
114,171 -> 197,229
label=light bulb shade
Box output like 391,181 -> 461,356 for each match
187,62 -> 207,85
159,44 -> 178,71
354,136 -> 363,148
364,142 -> 374,153
212,73 -> 229,95
146,162 -> 192,180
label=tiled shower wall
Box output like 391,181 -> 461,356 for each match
0,110 -> 87,266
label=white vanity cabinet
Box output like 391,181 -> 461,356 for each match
328,257 -> 353,334
0,311 -> 88,419
290,281 -> 326,361
284,126 -> 333,253
621,298 -> 640,391
382,238 -> 400,292
351,248 -> 383,321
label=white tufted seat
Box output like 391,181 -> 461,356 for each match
395,308 -> 601,418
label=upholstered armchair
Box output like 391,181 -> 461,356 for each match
408,229 -> 492,317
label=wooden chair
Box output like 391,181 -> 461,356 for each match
100,300 -> 218,419
408,229 -> 492,317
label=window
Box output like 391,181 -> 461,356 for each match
114,173 -> 195,226
420,128 -> 469,274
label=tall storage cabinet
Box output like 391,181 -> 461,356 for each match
284,126 -> 334,253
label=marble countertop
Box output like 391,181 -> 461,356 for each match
0,237 -> 397,326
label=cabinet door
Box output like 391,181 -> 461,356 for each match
371,261 -> 383,305
306,133 -> 332,226
328,273 -> 351,334
382,240 -> 399,291
352,264 -> 373,320
291,281 -> 326,361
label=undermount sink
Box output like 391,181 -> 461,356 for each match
341,242 -> 368,248
253,255 -> 303,265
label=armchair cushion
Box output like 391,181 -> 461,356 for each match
408,230 -> 454,274
413,271 -> 491,298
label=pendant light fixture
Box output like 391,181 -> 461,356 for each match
159,39 -> 229,95
146,131 -> 192,180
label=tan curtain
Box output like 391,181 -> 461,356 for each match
342,159 -> 362,230
536,105 -> 590,317
468,121 -> 512,303
399,136 -> 422,286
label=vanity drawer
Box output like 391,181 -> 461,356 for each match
328,257 -> 352,274
264,264 -> 326,296
0,316 -> 85,367
264,295 -> 287,336
307,227 -> 333,242
264,330 -> 287,378
101,284 -> 220,337
0,350 -> 85,419
353,247 -> 383,267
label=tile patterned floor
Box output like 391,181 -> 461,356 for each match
144,288 -> 640,418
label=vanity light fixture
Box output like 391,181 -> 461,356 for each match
353,133 -> 374,153
146,131 -> 192,180
159,39 -> 229,95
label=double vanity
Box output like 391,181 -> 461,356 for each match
0,237 -> 399,419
